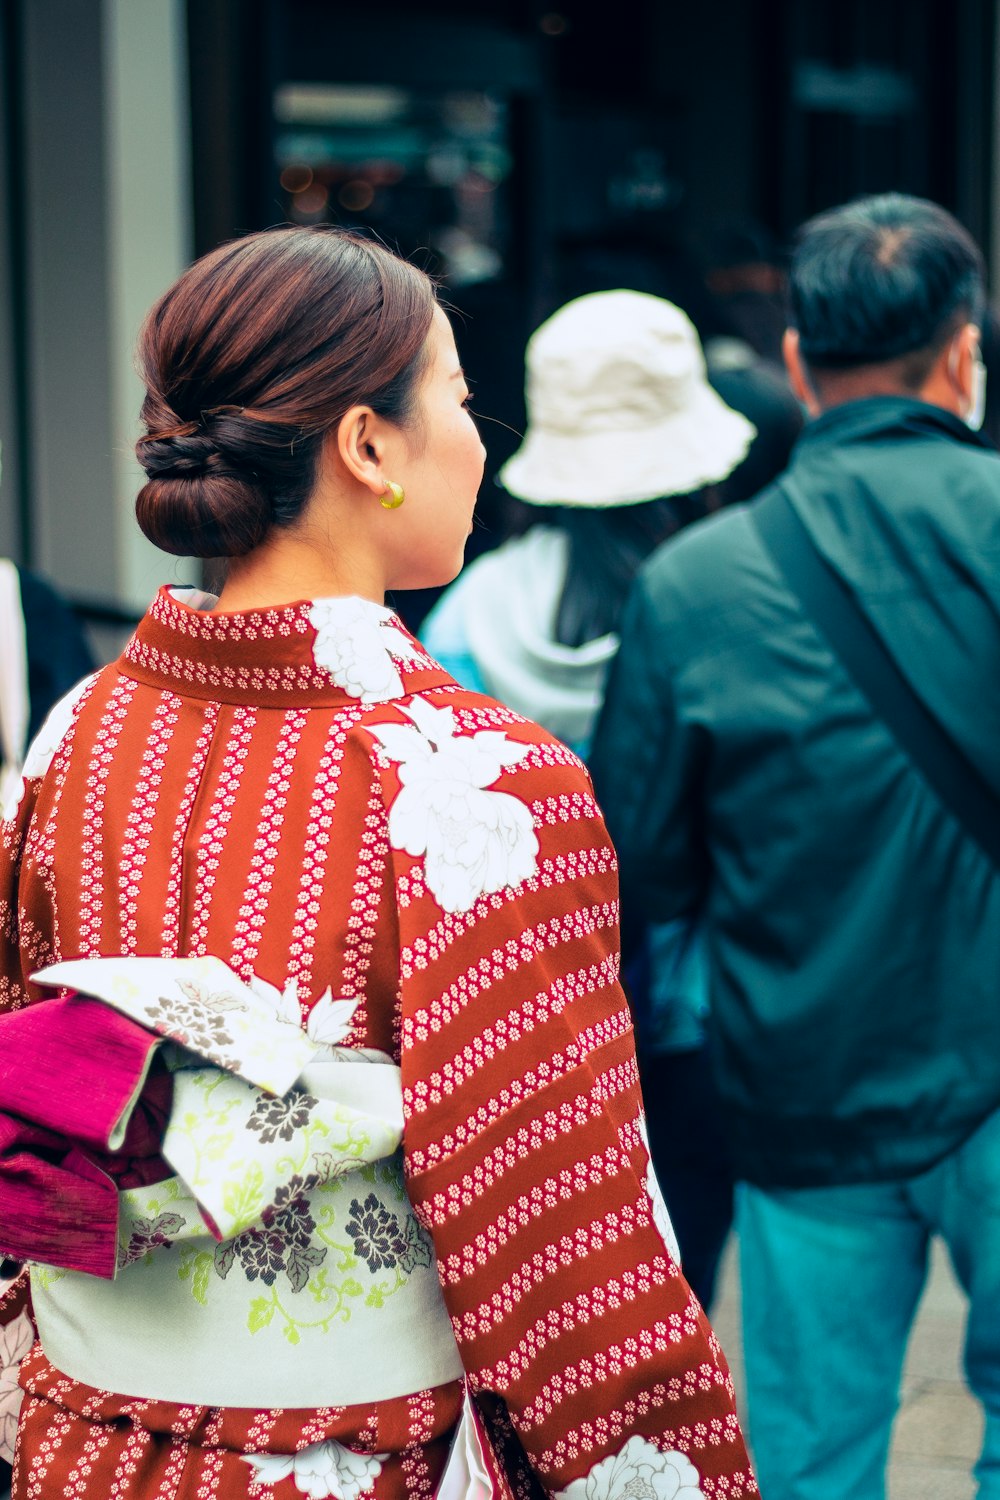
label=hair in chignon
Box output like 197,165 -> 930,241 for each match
135,227 -> 438,558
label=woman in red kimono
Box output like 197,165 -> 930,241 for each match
0,226 -> 757,1499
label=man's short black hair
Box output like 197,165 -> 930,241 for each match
790,193 -> 985,373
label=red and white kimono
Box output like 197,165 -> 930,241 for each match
0,587 -> 757,1499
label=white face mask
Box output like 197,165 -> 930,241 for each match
967,356 -> 988,431
949,333 -> 987,430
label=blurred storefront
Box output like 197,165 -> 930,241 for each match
0,0 -> 997,634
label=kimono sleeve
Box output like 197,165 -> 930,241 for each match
378,702 -> 756,1497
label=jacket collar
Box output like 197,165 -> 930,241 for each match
793,395 -> 996,459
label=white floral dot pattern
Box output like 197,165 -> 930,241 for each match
368,696 -> 540,914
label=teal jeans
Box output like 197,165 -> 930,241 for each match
738,1105 -> 1000,1499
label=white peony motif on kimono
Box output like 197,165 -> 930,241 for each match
1,670 -> 97,823
554,1436 -> 706,1500
309,597 -> 424,704
368,696 -> 540,914
638,1114 -> 682,1266
0,1309 -> 33,1466
248,973 -> 359,1051
243,1437 -> 386,1499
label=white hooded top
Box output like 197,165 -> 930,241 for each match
422,528 -> 618,752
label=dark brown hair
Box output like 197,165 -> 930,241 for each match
135,227 -> 437,557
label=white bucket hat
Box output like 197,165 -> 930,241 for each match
499,289 -> 757,507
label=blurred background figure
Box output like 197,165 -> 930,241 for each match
423,288 -> 755,1307
0,560 -> 95,810
703,219 -> 789,369
0,438 -> 94,808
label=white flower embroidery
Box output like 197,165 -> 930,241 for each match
0,1309 -> 33,1465
369,696 -> 540,914
309,597 -> 423,703
243,1438 -> 386,1498
554,1436 -> 706,1500
248,974 -> 359,1051
1,671 -> 97,823
638,1115 -> 682,1266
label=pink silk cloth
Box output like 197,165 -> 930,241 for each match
0,994 -> 171,1278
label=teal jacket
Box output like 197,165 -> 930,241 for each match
591,398 -> 1000,1187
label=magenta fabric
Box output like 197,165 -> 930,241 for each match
0,994 -> 172,1279
0,994 -> 164,1150
0,1116 -> 120,1277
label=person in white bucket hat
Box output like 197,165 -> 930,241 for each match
422,288 -> 755,1311
499,288 -> 755,510
423,288 -> 754,754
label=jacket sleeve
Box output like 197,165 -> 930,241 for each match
388,716 -> 755,1497
589,575 -> 710,928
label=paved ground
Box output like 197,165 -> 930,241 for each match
711,1234 -> 982,1497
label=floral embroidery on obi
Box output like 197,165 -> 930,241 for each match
554,1436 -> 706,1500
308,597 -> 424,703
368,695 -> 540,914
344,1191 -> 432,1276
247,973 -> 365,1057
244,1436 -> 386,1498
34,955 -> 319,1099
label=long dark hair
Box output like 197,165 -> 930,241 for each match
550,491 -> 714,648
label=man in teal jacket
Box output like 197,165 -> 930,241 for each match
591,194 -> 1000,1499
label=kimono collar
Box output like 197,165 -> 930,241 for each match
119,586 -> 453,707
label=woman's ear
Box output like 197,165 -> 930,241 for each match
335,406 -> 388,499
783,328 -> 822,417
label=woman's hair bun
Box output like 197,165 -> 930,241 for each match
135,424 -> 272,558
134,226 -> 437,560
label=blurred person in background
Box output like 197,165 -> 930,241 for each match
423,289 -> 755,1309
554,231 -> 804,511
0,229 -> 758,1499
592,193 -> 1000,1500
703,220 -> 790,370
0,454 -> 95,810
707,353 -> 804,509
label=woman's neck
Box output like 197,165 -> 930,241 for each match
211,529 -> 386,614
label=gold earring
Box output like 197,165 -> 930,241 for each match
379,480 -> 405,510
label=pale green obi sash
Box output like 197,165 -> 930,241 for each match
29,957 -> 465,1410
